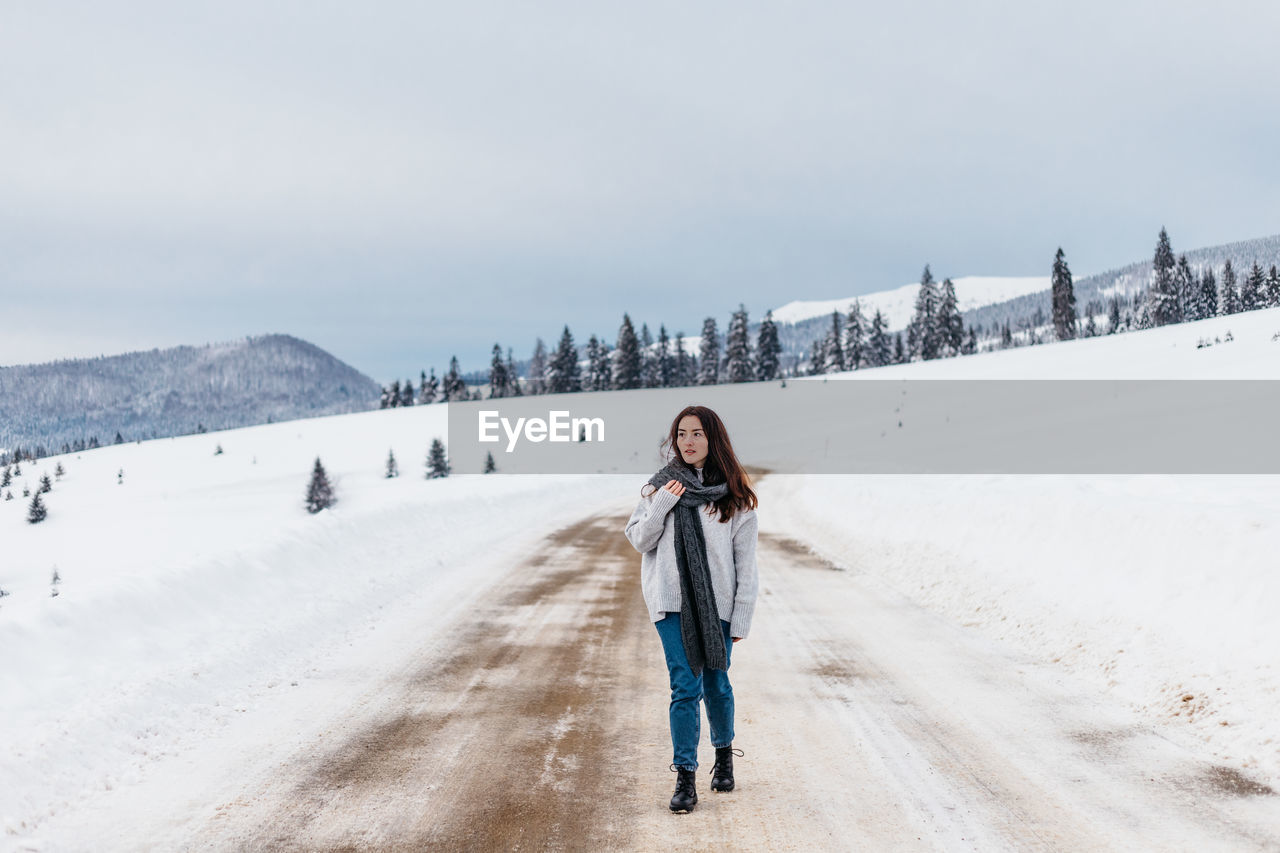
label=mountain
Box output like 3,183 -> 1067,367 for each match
0,334 -> 380,456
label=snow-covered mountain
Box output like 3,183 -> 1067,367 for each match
0,334 -> 380,457
770,275 -> 1049,330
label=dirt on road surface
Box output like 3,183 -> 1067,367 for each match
184,507 -> 1280,852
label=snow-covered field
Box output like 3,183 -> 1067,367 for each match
3,307 -> 1279,848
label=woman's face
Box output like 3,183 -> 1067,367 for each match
677,415 -> 709,468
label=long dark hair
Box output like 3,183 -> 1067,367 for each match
640,405 -> 757,522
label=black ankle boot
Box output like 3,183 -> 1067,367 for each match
669,765 -> 698,813
710,746 -> 744,792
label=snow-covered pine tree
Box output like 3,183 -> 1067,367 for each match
505,349 -> 522,396
867,309 -> 890,367
4,491 -> 12,501
824,310 -> 844,372
419,368 -> 439,404
1148,228 -> 1180,326
590,336 -> 612,391
1,466 -> 10,488
807,336 -> 826,376
385,449 -> 399,478
305,457 -> 336,513
1241,262 -> 1265,311
379,385 -> 392,408
1220,260 -> 1240,315
39,474 -> 52,493
443,356 -> 468,402
844,301 -> 865,370
1174,255 -> 1196,321
527,339 -> 548,395
426,438 -> 450,479
548,326 -> 582,393
938,278 -> 965,354
388,380 -> 401,408
1266,265 -> 1280,308
657,325 -> 674,388
584,336 -> 601,392
755,311 -> 781,381
893,332 -> 906,363
724,304 -> 754,382
1051,248 -> 1077,341
639,324 -> 659,388
114,432 -> 124,444
489,344 -> 510,398
1198,267 -> 1218,320
963,325 -> 979,353
483,451 -> 496,473
399,379 -> 414,407
612,314 -> 642,390
27,491 -> 47,523
1001,321 -> 1013,348
698,317 -> 720,385
909,265 -> 941,360
675,334 -> 695,386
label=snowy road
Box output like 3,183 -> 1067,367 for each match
30,495 -> 1280,851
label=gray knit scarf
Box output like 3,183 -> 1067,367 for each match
646,463 -> 730,676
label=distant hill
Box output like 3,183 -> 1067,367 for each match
0,334 -> 380,456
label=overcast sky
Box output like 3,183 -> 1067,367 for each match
3,1 -> 1279,382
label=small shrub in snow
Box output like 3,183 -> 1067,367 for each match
3,490 -> 12,501
483,451 -> 496,474
306,457 -> 336,513
39,474 -> 52,493
117,468 -> 124,485
385,449 -> 399,479
54,462 -> 65,479
214,444 -> 224,456
27,491 -> 47,524
52,567 -> 61,585
1224,330 -> 1234,342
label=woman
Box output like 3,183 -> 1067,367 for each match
623,405 -> 759,814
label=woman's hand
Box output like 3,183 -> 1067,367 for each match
662,479 -> 686,497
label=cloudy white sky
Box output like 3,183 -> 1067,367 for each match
3,1 -> 1279,382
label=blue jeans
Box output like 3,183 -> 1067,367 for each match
654,612 -> 735,771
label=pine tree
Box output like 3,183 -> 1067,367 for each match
1,467 -> 10,488
548,326 -> 582,394
385,449 -> 399,478
938,278 -> 965,354
1198,267 -> 1218,320
419,368 -> 439,404
963,325 -> 978,354
1174,255 -> 1195,321
527,339 -> 548,395
388,379 -> 402,408
399,379 -> 415,407
675,334 -> 696,386
483,451 -> 496,473
755,311 -> 781,381
305,458 -> 336,513
442,356 -> 467,402
1001,321 -> 1013,348
1266,265 -> 1280,308
1241,262 -> 1265,311
807,335 -> 826,375
612,314 -> 642,390
1051,248 -> 1077,340
505,349 -> 522,396
724,304 -> 754,382
893,332 -> 906,364
114,431 -> 124,445
426,438 -> 450,479
698,317 -> 720,385
824,310 -> 844,372
657,325 -> 674,388
583,336 -> 601,392
589,336 -> 612,391
640,324 -> 660,388
1220,260 -> 1240,315
1148,227 -> 1180,326
489,343 -> 510,398
909,265 -> 941,360
27,491 -> 47,524
844,301 -> 865,370
867,309 -> 891,367
39,474 -> 52,493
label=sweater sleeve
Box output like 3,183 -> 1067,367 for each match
729,509 -> 759,639
623,486 -> 680,554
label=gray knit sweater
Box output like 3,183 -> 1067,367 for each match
623,467 -> 759,639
